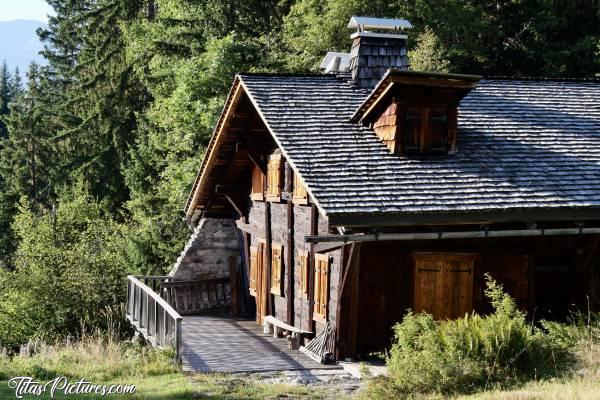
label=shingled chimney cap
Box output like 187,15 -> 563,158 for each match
348,16 -> 413,32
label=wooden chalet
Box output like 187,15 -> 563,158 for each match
126,16 -> 600,367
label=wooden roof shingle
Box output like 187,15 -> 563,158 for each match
236,74 -> 600,226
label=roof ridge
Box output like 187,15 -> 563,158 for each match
238,72 -> 334,78
484,75 -> 600,83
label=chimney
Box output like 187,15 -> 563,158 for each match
347,16 -> 412,88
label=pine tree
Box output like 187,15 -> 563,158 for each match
38,0 -> 149,211
10,67 -> 23,100
0,63 -> 54,265
0,60 -> 12,139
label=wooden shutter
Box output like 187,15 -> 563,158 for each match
299,250 -> 309,298
266,154 -> 282,201
292,173 -> 308,204
313,253 -> 330,323
270,243 -> 283,296
250,166 -> 264,201
249,246 -> 258,296
413,253 -> 476,320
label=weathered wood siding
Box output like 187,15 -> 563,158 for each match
241,183 -> 342,336
349,234 -> 599,357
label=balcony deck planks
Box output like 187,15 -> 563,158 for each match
180,315 -> 342,373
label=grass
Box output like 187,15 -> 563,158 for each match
0,335 -> 328,399
456,376 -> 600,400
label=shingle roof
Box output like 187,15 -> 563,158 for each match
238,74 -> 600,226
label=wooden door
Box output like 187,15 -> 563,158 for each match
414,253 -> 476,320
256,240 -> 267,324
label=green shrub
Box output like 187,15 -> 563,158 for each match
365,275 -> 592,398
0,192 -> 133,350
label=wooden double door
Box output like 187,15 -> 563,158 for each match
413,253 -> 477,320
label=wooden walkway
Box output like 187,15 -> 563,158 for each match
180,315 -> 342,373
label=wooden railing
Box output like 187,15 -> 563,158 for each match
161,277 -> 230,315
126,275 -> 182,361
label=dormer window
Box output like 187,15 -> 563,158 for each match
352,70 -> 480,156
405,106 -> 449,154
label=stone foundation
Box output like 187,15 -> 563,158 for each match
170,218 -> 239,280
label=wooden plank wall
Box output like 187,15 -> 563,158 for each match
241,171 -> 343,336
349,234 -> 599,357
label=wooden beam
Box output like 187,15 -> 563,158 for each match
287,199 -> 295,325
186,81 -> 244,218
335,243 -> 359,358
241,231 -> 253,316
337,243 -> 358,305
346,243 -> 361,359
307,204 -> 318,329
248,152 -> 266,174
223,194 -> 247,224
265,202 -> 273,317
315,243 -> 345,254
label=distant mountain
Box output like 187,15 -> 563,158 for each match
0,19 -> 47,77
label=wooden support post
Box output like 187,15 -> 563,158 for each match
287,196 -> 295,325
223,194 -> 248,224
241,231 -> 252,315
175,317 -> 182,363
248,152 -> 267,174
307,204 -> 318,330
335,243 -> 358,359
229,255 -> 239,315
346,244 -> 361,359
265,201 -> 273,317
154,299 -> 159,337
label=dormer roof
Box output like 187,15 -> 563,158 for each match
352,69 -> 481,123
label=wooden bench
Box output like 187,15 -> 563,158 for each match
263,315 -> 312,349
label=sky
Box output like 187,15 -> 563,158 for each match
0,0 -> 54,22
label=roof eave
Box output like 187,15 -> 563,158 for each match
184,76 -> 243,219
327,207 -> 600,228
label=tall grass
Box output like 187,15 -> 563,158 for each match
362,275 -> 600,399
0,333 -> 177,382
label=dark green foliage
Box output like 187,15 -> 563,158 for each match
0,191 -> 129,350
0,60 -> 12,139
0,0 -> 598,348
394,0 -> 600,77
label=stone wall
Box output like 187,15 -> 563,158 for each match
170,218 -> 239,280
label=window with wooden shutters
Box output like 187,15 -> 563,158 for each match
298,250 -> 309,298
250,165 -> 264,201
405,106 -> 449,155
292,172 -> 308,205
413,253 -> 476,320
266,153 -> 282,201
313,253 -> 330,323
270,243 -> 284,296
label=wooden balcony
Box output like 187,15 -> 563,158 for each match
125,275 -> 231,362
